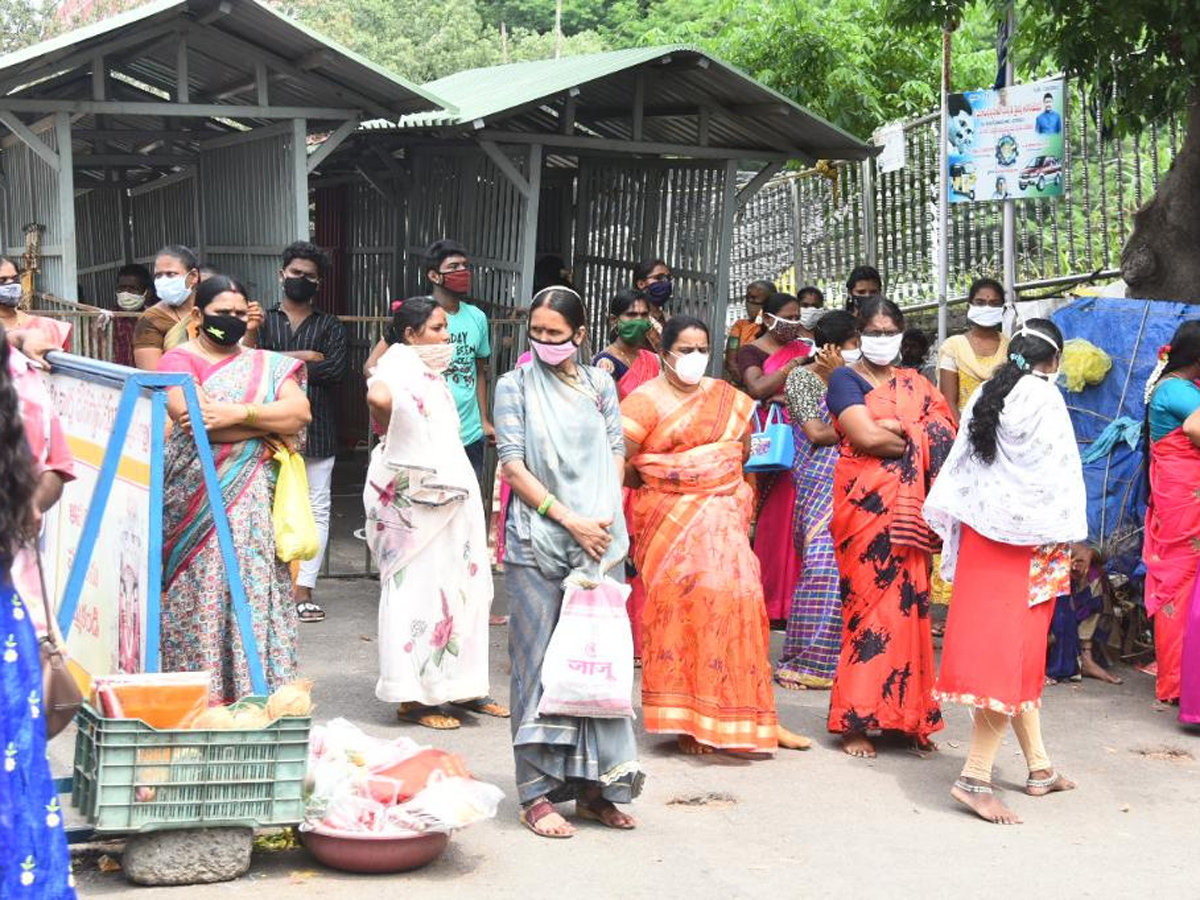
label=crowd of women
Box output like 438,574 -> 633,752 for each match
4,244 -> 1200,879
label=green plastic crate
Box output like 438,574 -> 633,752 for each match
71,700 -> 310,834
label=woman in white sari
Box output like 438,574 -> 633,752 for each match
365,297 -> 508,729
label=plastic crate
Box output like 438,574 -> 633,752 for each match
71,700 -> 310,834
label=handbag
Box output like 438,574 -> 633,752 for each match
35,546 -> 83,740
744,402 -> 795,472
271,442 -> 319,562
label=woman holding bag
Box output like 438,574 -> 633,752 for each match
365,297 -> 505,729
158,274 -> 311,702
495,286 -> 643,839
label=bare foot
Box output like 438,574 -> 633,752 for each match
842,732 -> 876,758
910,735 -> 939,753
777,726 -> 812,750
951,778 -> 1023,824
775,678 -> 808,692
677,734 -> 715,755
1080,652 -> 1123,684
1026,769 -> 1077,797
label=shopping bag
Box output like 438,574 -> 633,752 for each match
272,444 -> 319,562
538,576 -> 635,719
744,402 -> 795,472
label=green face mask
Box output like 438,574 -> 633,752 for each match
617,317 -> 653,345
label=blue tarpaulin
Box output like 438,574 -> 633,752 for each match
1050,297 -> 1200,575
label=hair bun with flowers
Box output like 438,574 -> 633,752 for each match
1145,344 -> 1173,403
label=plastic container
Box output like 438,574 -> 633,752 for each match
91,672 -> 210,729
300,825 -> 449,874
71,701 -> 311,834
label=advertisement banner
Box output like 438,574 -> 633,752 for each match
41,371 -> 153,682
946,78 -> 1066,204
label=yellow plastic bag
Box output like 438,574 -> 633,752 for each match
272,444 -> 319,562
1060,338 -> 1113,392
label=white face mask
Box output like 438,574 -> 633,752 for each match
412,341 -> 454,374
155,274 -> 191,307
1033,368 -> 1065,388
799,307 -> 826,330
116,290 -> 146,311
0,283 -> 22,306
967,304 -> 1004,328
667,350 -> 709,385
840,347 -> 862,364
860,333 -> 903,366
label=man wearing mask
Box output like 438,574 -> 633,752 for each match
248,241 -> 348,624
844,264 -> 883,316
724,279 -> 775,386
633,257 -> 673,353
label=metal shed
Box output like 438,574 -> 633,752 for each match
0,0 -> 441,305
313,45 -> 872,354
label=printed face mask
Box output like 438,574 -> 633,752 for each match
530,335 -> 578,367
667,350 -> 709,385
617,317 -> 653,345
860,333 -> 903,366
201,313 -> 247,347
156,274 -> 192,307
768,314 -> 805,342
413,341 -> 454,373
440,269 -> 471,296
115,290 -> 146,311
967,304 -> 1004,328
0,283 -> 22,306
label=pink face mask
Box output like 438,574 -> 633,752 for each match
530,336 -> 578,367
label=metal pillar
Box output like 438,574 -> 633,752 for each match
54,112 -> 77,300
291,117 -> 309,240
711,157 -> 739,375
1000,1 -> 1018,315
518,143 -> 543,301
936,26 -> 952,345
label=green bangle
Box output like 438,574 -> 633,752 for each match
536,493 -> 555,517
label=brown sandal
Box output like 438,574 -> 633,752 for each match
520,797 -> 574,838
396,704 -> 461,730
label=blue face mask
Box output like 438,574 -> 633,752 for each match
645,279 -> 673,306
156,274 -> 192,307
0,283 -> 22,307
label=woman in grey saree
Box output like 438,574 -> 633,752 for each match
495,287 -> 644,839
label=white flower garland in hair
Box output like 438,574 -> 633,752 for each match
1144,354 -> 1170,404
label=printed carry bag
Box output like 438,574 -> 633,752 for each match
744,402 -> 795,472
272,444 -> 319,562
538,575 -> 635,718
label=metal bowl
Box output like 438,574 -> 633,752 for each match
300,825 -> 450,874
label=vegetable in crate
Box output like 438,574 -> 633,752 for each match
266,679 -> 314,719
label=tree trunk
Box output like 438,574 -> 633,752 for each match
1121,86 -> 1200,302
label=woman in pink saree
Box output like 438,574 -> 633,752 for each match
1142,324 -> 1200,718
158,275 -> 311,702
735,291 -> 819,622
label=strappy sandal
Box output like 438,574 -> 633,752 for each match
576,795 -> 636,830
396,705 -> 461,730
520,797 -> 574,838
450,696 -> 511,718
296,601 -> 325,623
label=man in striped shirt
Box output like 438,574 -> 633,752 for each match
250,241 -> 349,623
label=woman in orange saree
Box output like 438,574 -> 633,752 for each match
826,297 -> 956,758
623,315 -> 808,755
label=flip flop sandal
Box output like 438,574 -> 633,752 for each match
450,696 -> 511,718
520,798 -> 573,839
396,706 -> 461,730
576,797 -> 636,830
296,601 -> 325,623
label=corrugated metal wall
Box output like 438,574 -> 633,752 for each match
0,127 -> 67,296
130,171 -> 200,265
74,186 -> 125,306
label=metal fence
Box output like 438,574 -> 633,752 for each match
730,81 -> 1183,317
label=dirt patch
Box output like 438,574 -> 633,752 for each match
666,792 -> 737,808
1135,746 -> 1194,762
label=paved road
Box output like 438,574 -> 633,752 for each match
72,576 -> 1199,899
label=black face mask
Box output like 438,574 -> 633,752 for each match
283,276 -> 319,303
202,313 -> 248,347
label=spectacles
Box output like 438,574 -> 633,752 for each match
0,275 -> 19,286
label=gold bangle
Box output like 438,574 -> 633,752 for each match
244,403 -> 258,425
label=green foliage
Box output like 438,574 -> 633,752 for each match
0,0 -> 63,53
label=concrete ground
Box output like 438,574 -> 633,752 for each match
71,575 -> 1199,899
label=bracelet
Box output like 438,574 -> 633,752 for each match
244,403 -> 258,425
536,493 -> 555,517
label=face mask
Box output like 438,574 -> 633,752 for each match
440,269 -> 471,296
0,283 -> 22,307
413,341 -> 454,373
666,350 -> 709,385
617,318 -> 653,345
768,314 -> 805,342
841,347 -> 863,364
115,290 -> 145,311
860,333 -> 903,366
799,307 -> 826,330
1033,368 -> 1065,388
283,276 -> 319,303
201,313 -> 247,347
156,274 -> 192,307
967,304 -> 1004,328
645,279 -> 673,306
530,336 -> 578,367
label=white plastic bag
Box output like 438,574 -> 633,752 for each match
538,576 -> 635,718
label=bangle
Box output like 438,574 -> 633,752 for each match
244,403 -> 258,425
536,493 -> 555,517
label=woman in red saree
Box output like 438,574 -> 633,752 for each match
594,289 -> 660,659
825,297 -> 956,758
1142,322 -> 1200,712
623,315 -> 808,755
737,291 -> 820,622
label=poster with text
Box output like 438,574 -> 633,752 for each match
41,372 -> 153,683
946,79 -> 1065,204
